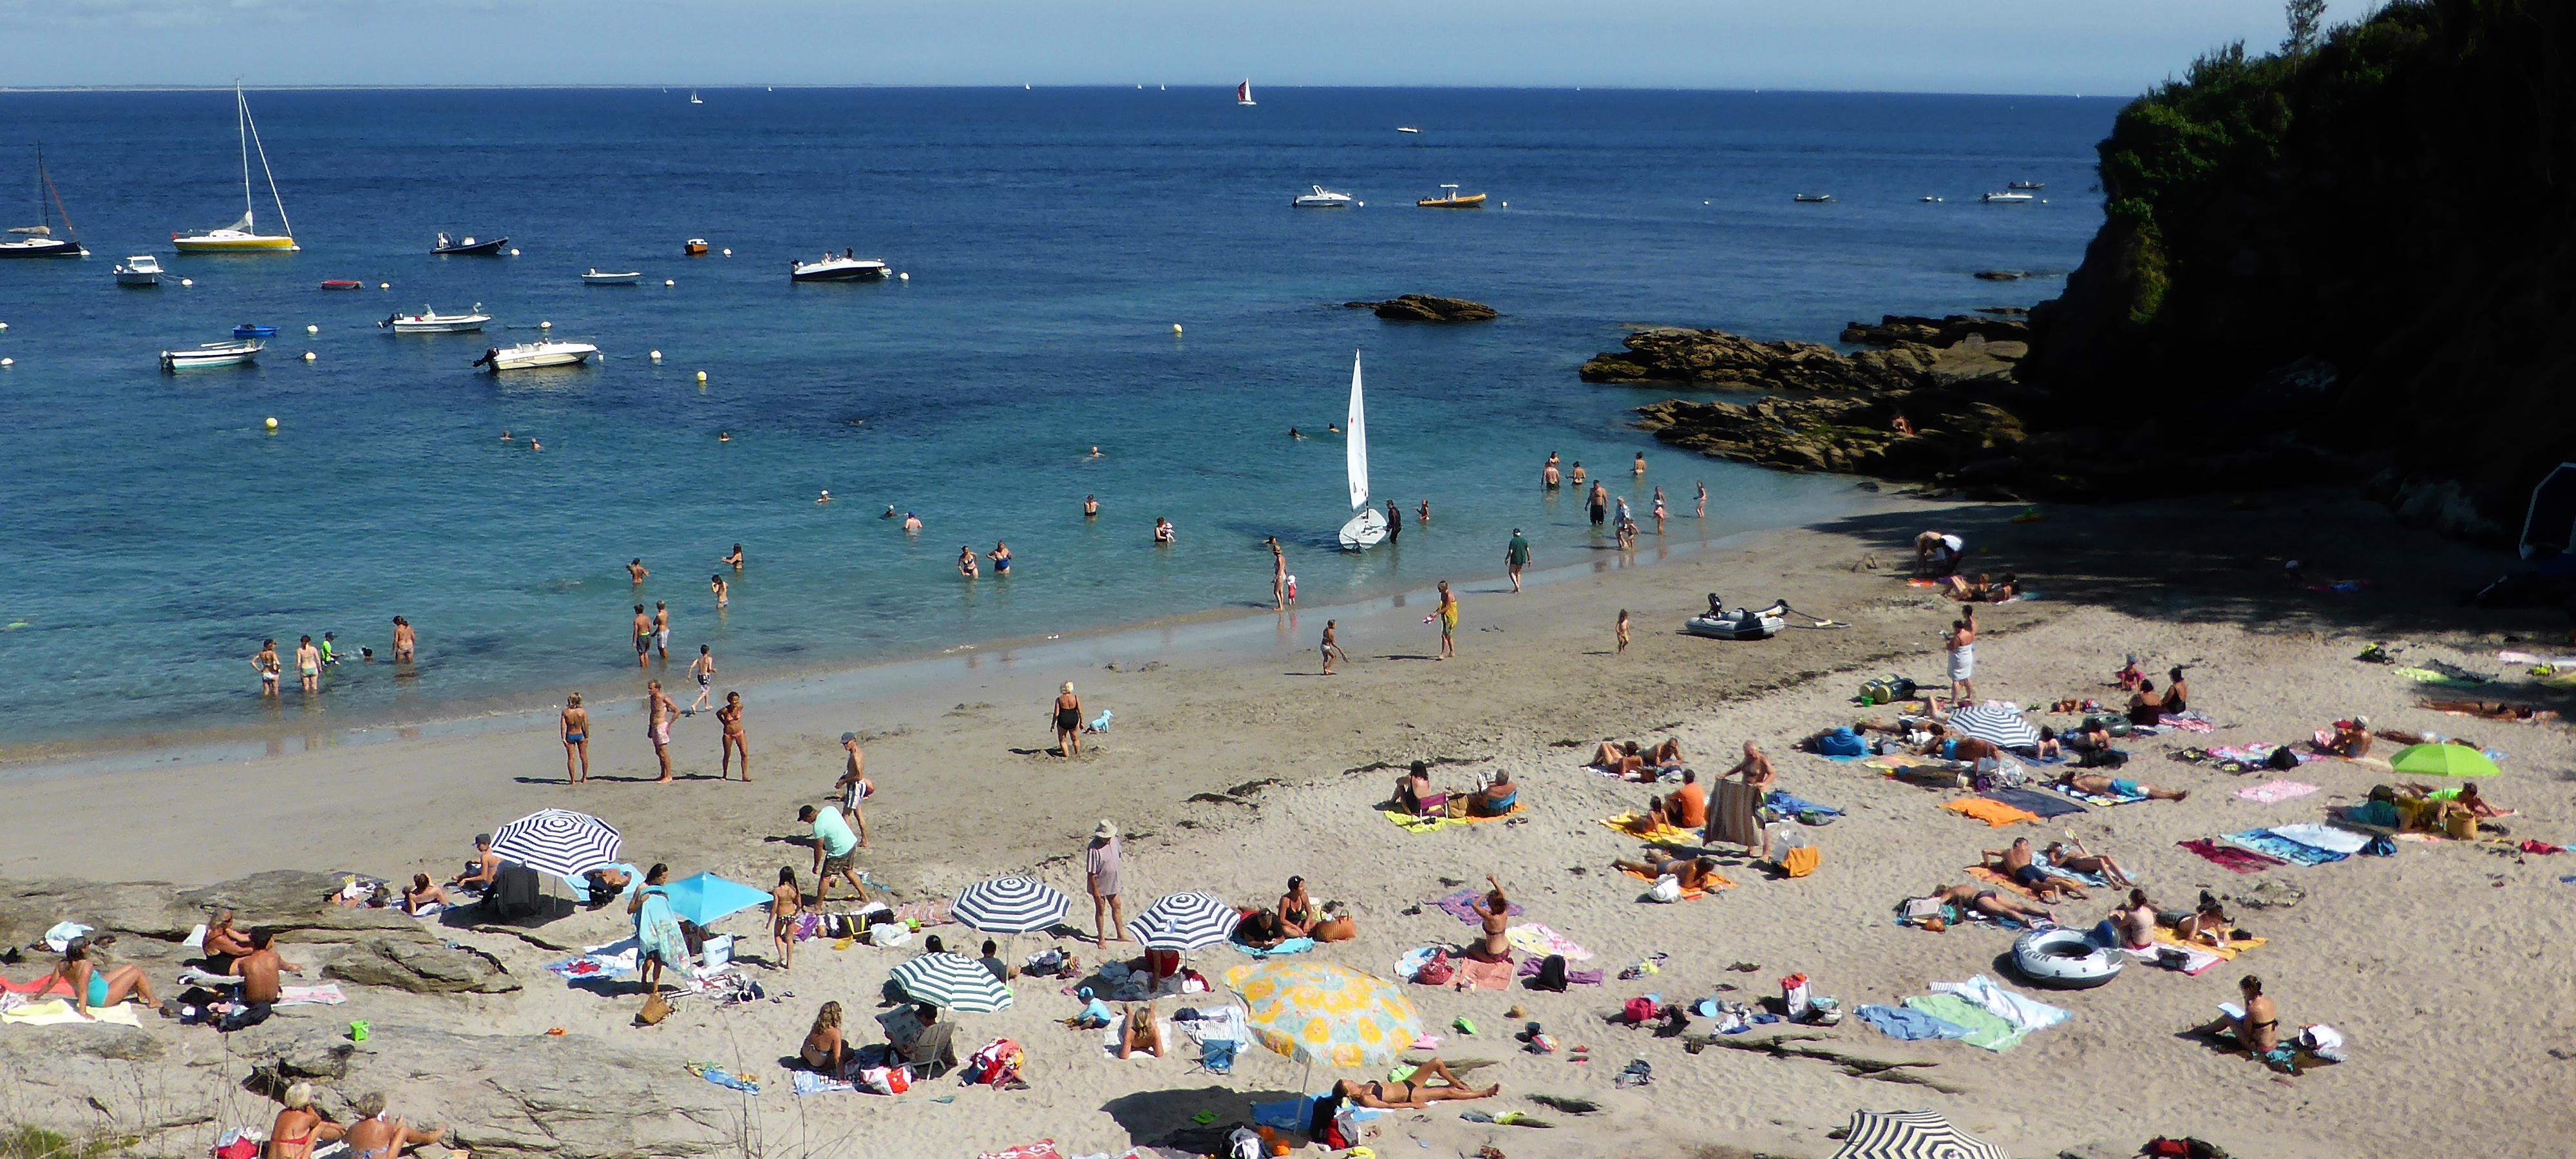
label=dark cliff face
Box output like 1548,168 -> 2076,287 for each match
2027,0 -> 2576,517
2030,0 -> 2576,515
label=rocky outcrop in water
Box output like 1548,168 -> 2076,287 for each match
1344,294 -> 1498,322
1581,315 -> 2026,395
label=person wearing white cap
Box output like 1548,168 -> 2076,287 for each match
1086,821 -> 1124,950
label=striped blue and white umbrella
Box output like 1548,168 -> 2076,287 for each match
1124,891 -> 1239,951
952,876 -> 1071,935
889,952 -> 1014,1013
1830,1110 -> 2007,1159
1945,704 -> 2040,751
488,809 -> 622,879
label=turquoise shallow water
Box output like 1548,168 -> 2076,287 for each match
0,87 -> 2116,745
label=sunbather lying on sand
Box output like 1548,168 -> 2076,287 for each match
1980,838 -> 2088,901
2043,838 -> 2135,886
2421,699 -> 2555,722
1116,1001 -> 1163,1059
1335,1059 -> 1498,1108
1591,738 -> 1683,779
2055,771 -> 2186,801
1919,729 -> 2005,767
1931,882 -> 2053,925
1613,854 -> 1724,892
2172,892 -> 2235,948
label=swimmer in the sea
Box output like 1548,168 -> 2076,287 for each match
902,512 -> 922,534
1083,494 -> 1099,519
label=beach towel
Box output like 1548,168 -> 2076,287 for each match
2177,839 -> 2286,874
891,898 -> 953,928
1101,1017 -> 1172,1060
2268,823 -> 2372,854
547,939 -> 642,980
1901,994 -> 2027,1051
975,1142 -> 1063,1159
1864,753 -> 1947,771
2122,941 -> 2223,976
1598,814 -> 1698,845
1235,937 -> 1315,959
1931,975 -> 2069,1035
1175,1004 -> 1247,1046
1455,958 -> 1515,991
277,984 -> 346,1007
1618,866 -> 1731,898
2235,780 -> 2320,805
2159,713 -> 2217,734
1431,888 -> 1524,926
1504,924 -> 1592,961
1,974 -> 72,998
1980,785 -> 2088,819
1966,866 -> 2054,902
1515,957 -> 1605,985
2052,782 -> 2148,807
1,999 -> 143,1027
1455,803 -> 1527,824
2222,830 -> 2350,867
1944,798 -> 2038,827
1855,1004 -> 1970,1041
2151,926 -> 2266,963
1383,810 -> 1454,834
2394,667 -> 2487,688
1765,790 -> 1842,818
1706,780 -> 1762,848
688,1062 -> 761,1093
789,1071 -> 854,1097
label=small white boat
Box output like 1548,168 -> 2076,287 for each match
2007,180 -> 2045,191
1792,193 -> 1835,204
689,91 -> 704,105
1979,191 -> 2035,204
1236,80 -> 1256,107
1920,195 -> 1944,203
115,254 -> 163,285
1293,186 -> 1356,208
1395,126 -> 1422,134
1337,351 -> 1387,550
381,304 -> 491,334
173,86 -> 298,253
582,269 -> 642,285
474,340 -> 598,372
790,254 -> 891,282
161,338 -> 262,370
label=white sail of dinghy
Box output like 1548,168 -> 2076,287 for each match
1338,350 -> 1388,550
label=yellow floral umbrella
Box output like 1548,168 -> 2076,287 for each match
1227,961 -> 1423,1069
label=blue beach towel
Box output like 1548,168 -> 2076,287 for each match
1982,786 -> 2087,819
1235,937 -> 1316,958
1765,790 -> 1842,818
1856,1004 -> 1971,1041
2222,829 -> 2349,867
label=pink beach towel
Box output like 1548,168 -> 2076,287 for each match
2233,780 -> 2320,805
1455,958 -> 1515,991
2177,839 -> 2286,874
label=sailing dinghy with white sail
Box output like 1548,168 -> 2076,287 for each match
1337,350 -> 1388,550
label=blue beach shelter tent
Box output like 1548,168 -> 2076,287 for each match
658,873 -> 772,926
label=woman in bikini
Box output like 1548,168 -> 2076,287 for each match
1334,1059 -> 1499,1108
264,1084 -> 345,1159
559,693 -> 589,784
339,1093 -> 444,1159
1054,682 -> 1084,757
771,867 -> 802,970
1465,876 -> 1513,961
399,874 -> 450,916
800,1001 -> 848,1072
1116,1000 -> 1163,1059
958,546 -> 980,579
717,691 -> 750,781
2174,892 -> 2234,948
2197,974 -> 2280,1057
1275,876 -> 1317,937
2043,838 -> 2136,886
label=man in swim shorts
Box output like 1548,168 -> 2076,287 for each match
645,680 -> 676,783
1981,837 -> 2088,901
653,601 -> 670,662
632,604 -> 652,669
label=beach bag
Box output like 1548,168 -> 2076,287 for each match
1226,1128 -> 1262,1159
1817,727 -> 1866,757
636,991 -> 672,1026
2267,745 -> 2301,771
1622,996 -> 1656,1024
1779,845 -> 1821,879
857,1065 -> 911,1095
2294,1023 -> 2347,1063
1647,874 -> 1684,903
1533,954 -> 1569,992
963,1038 -> 1025,1087
1414,949 -> 1455,986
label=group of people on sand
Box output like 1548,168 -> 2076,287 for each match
1235,875 -> 1360,948
3,907 -> 321,1039
1390,761 -> 1520,819
263,1085 -> 446,1159
251,619 -> 413,696
556,552 -> 752,785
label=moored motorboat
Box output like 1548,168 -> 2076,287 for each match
582,269 -> 643,285
431,233 -> 508,256
790,253 -> 891,282
1792,193 -> 1835,203
1416,184 -> 1486,209
232,323 -> 277,338
319,279 -> 364,291
1293,185 -> 1356,208
173,86 -> 298,253
1979,191 -> 2035,204
161,339 -> 263,370
682,238 -> 709,256
2007,180 -> 2045,191
1395,126 -> 1422,134
115,255 -> 164,285
473,340 -> 598,372
381,304 -> 491,334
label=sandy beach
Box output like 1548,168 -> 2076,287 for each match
5,490 -> 2572,1159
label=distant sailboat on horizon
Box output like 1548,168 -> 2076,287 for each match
689,90 -> 703,104
1236,79 -> 1256,106
1337,350 -> 1388,550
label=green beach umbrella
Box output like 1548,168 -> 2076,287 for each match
2389,743 -> 2499,778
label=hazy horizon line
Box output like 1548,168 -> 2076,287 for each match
0,83 -> 2130,99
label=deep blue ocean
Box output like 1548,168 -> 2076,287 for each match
0,87 -> 2118,747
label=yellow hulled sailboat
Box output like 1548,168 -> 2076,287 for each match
173,86 -> 297,253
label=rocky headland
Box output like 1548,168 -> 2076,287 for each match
1342,294 -> 1498,322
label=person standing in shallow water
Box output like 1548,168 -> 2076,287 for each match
1267,537 -> 1287,609
632,604 -> 653,669
1696,481 -> 1707,519
1588,481 -> 1609,527
1435,580 -> 1459,660
1385,499 -> 1402,543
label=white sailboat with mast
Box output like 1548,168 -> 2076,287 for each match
1,147 -> 86,258
1337,350 -> 1388,550
1236,79 -> 1257,106
173,85 -> 297,253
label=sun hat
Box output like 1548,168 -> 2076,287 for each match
1094,820 -> 1116,840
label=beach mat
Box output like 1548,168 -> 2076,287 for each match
1598,814 -> 1698,845
2052,783 -> 2148,807
1455,958 -> 1514,991
2233,779 -> 2320,804
2177,839 -> 2285,874
1943,798 -> 2038,828
2221,829 -> 2350,867
1431,888 -> 1524,926
1618,865 -> 1731,899
1,1000 -> 144,1027
1982,785 -> 2088,819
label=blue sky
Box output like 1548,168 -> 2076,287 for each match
10,0 -> 2362,93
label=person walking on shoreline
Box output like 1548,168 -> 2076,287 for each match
653,601 -> 671,663
1086,821 -> 1126,952
1506,528 -> 1531,593
392,616 -> 417,664
1320,619 -> 1349,675
1617,609 -> 1631,654
1435,580 -> 1459,660
560,693 -> 590,784
645,680 -> 677,783
1054,682 -> 1084,758
834,733 -> 873,848
1696,481 -> 1707,519
1268,537 -> 1287,609
717,691 -> 750,781
253,638 -> 281,698
687,646 -> 715,714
